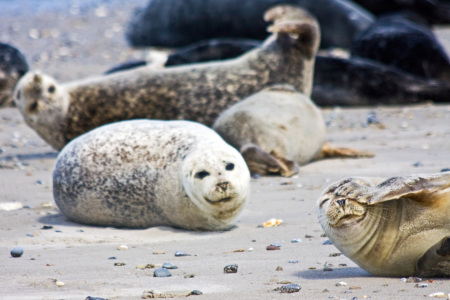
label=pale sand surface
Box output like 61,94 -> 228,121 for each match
0,1 -> 449,299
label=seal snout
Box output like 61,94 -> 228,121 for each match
216,181 -> 229,192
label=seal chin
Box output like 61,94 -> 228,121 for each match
205,196 -> 233,205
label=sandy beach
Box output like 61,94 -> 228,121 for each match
0,1 -> 449,299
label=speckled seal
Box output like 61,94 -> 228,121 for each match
0,42 -> 28,107
318,172 -> 450,277
14,5 -> 320,150
213,85 -> 325,176
52,120 -> 250,231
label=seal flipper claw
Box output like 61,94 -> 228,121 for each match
416,236 -> 450,277
317,142 -> 375,159
241,144 -> 298,177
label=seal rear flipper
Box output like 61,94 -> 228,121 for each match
317,142 -> 375,159
416,236 -> 450,277
240,144 -> 298,177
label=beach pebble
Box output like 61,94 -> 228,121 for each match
153,250 -> 165,255
175,251 -> 190,257
270,243 -> 281,247
322,240 -> 333,245
114,262 -> 126,266
41,225 -> 53,230
117,245 -> 128,250
85,297 -> 107,300
428,292 -> 446,298
10,247 -> 23,257
279,284 -> 301,293
266,245 -> 280,250
162,263 -> 178,269
189,290 -> 203,295
154,268 -> 172,277
291,238 -> 302,243
336,281 -> 347,286
0,202 -> 23,211
184,274 -> 195,278
288,260 -> 299,264
224,264 -> 238,273
415,283 -> 428,288
276,266 -> 283,271
55,281 -> 65,287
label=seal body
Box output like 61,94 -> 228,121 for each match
351,15 -> 450,82
126,0 -> 374,49
318,172 -> 450,277
53,120 -> 250,231
15,5 -> 320,150
0,42 -> 28,108
213,85 -> 326,176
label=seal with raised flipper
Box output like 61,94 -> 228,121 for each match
317,172 -> 450,277
52,119 -> 250,231
14,5 -> 320,150
213,85 -> 374,177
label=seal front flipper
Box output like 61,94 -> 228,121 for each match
317,142 -> 374,159
240,144 -> 298,177
416,236 -> 450,277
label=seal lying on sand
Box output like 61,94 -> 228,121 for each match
318,172 -> 450,277
0,42 -> 28,108
53,120 -> 250,231
126,0 -> 373,49
15,5 -> 320,150
213,85 -> 374,176
351,15 -> 450,82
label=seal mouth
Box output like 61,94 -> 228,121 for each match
205,196 -> 233,205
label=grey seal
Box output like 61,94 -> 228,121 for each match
53,120 -> 250,231
318,172 -> 450,277
0,42 -> 28,108
213,85 -> 374,176
14,5 -> 320,150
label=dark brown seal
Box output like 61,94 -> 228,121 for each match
14,5 -> 320,150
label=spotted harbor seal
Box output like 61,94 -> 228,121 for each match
213,85 -> 373,176
126,0 -> 374,49
53,120 -> 250,231
318,172 -> 450,277
0,42 -> 28,108
14,5 -> 320,150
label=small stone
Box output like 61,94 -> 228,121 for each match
162,263 -> 178,269
338,263 -> 347,267
174,251 -> 190,257
184,274 -> 195,278
11,247 -> 23,257
86,297 -> 107,300
252,174 -> 262,179
276,266 -> 283,271
322,289 -> 329,293
415,283 -> 428,288
117,245 -> 128,250
270,243 -> 281,247
76,230 -> 84,232
441,168 -> 450,173
413,161 -> 423,167
36,180 -> 44,185
329,252 -> 341,257
189,290 -> 203,296
279,284 -> 301,293
428,292 -> 446,298
288,260 -> 298,264
266,245 -> 280,250
248,247 -> 254,252
336,281 -> 347,286
28,28 -> 40,39
291,238 -> 302,243
224,264 -> 238,273
55,281 -> 65,287
26,233 -> 34,237
406,277 -> 422,283
55,230 -> 62,233
108,257 -> 116,260
153,268 -> 172,277
349,286 -> 361,290
0,202 -> 23,211
153,250 -> 165,255
305,234 -> 313,238
322,240 -> 333,245
114,262 -> 126,266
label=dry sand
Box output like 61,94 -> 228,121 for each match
0,1 -> 449,299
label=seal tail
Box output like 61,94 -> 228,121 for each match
264,5 -> 320,56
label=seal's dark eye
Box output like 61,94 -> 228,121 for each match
225,163 -> 234,171
29,101 -> 38,111
195,171 -> 210,180
48,85 -> 55,93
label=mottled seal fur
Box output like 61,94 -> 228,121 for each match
53,120 -> 250,231
351,15 -> 450,82
14,5 -> 320,150
126,0 -> 373,49
213,85 -> 373,176
0,42 -> 28,108
318,172 -> 450,277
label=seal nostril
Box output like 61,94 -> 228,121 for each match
217,181 -> 229,191
336,199 -> 345,207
